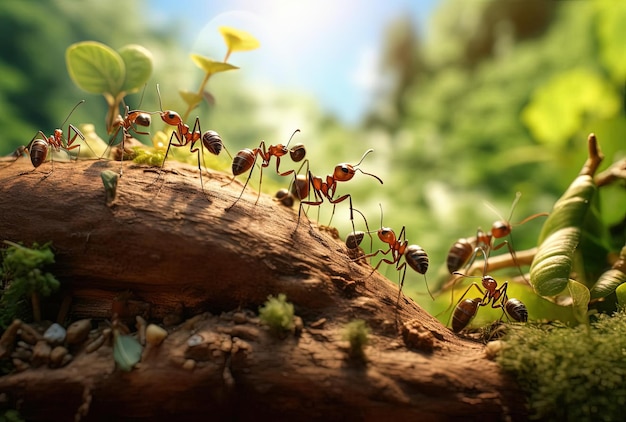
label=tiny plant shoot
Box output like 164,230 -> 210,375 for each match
180,26 -> 260,123
66,41 -> 153,136
258,293 -> 295,337
342,319 -> 370,361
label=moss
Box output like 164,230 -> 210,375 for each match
258,294 -> 295,336
132,147 -> 166,166
342,319 -> 370,360
0,241 -> 60,327
498,311 -> 626,421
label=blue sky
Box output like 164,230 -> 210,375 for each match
149,0 -> 438,124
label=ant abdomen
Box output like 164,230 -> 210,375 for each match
346,231 -> 365,250
452,297 -> 481,333
231,149 -> 255,176
406,245 -> 429,275
202,130 -> 223,156
289,144 -> 306,162
505,298 -> 528,322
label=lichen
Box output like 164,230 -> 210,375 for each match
497,311 -> 626,421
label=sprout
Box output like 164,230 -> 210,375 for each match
342,319 -> 370,361
259,294 -> 295,337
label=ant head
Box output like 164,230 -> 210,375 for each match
491,220 -> 511,239
481,275 -> 498,291
378,227 -> 397,245
333,163 -> 356,182
53,128 -> 63,139
161,110 -> 182,126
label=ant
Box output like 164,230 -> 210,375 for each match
106,105 -> 153,175
8,100 -> 86,178
226,129 -> 306,210
354,205 -> 433,317
446,192 -> 547,277
153,85 -> 228,196
448,247 -> 528,332
292,149 -> 383,237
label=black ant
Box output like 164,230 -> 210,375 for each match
449,249 -> 528,332
292,149 -> 383,237
354,205 -> 433,318
153,85 -> 227,196
226,129 -> 306,210
8,100 -> 86,179
446,192 -> 547,276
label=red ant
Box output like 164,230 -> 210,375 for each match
355,205 -> 433,316
446,192 -> 547,277
8,100 -> 86,178
226,129 -> 306,210
106,105 -> 153,175
450,262 -> 528,332
293,149 -> 383,237
153,85 -> 228,196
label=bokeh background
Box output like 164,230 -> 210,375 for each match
1,0 -> 625,321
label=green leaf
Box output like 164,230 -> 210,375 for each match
219,26 -> 260,52
568,279 -> 590,324
179,89 -> 203,108
113,333 -> 142,371
530,174 -> 597,296
190,54 -> 239,75
522,69 -> 621,147
100,170 -> 118,204
118,44 -> 153,94
590,269 -> 626,299
66,41 -> 125,95
616,283 -> 626,308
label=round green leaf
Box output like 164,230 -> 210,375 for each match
66,41 -> 124,95
190,54 -> 239,75
118,44 -> 153,94
113,333 -> 142,371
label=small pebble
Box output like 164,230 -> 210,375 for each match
145,324 -> 167,347
187,334 -> 203,347
31,340 -> 51,367
66,319 -> 92,345
182,359 -> 196,371
43,323 -> 67,346
49,346 -> 69,367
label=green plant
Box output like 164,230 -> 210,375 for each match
529,134 -> 626,322
179,26 -> 259,123
0,241 -> 60,327
498,311 -> 626,421
258,293 -> 295,336
342,319 -> 370,360
65,41 -> 153,136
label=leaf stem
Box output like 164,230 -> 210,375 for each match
579,133 -> 604,177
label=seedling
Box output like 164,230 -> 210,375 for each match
258,293 -> 295,337
342,319 -> 370,361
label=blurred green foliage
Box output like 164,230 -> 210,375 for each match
0,0 -> 624,323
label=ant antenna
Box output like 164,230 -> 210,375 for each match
284,129 -> 301,149
353,150 -> 383,184
156,84 -> 164,111
60,100 -> 85,128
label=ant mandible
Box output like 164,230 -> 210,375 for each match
226,129 -> 306,210
355,205 -> 433,314
293,149 -> 383,237
153,84 -> 228,196
446,192 -> 547,276
449,249 -> 528,332
9,100 -> 86,179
